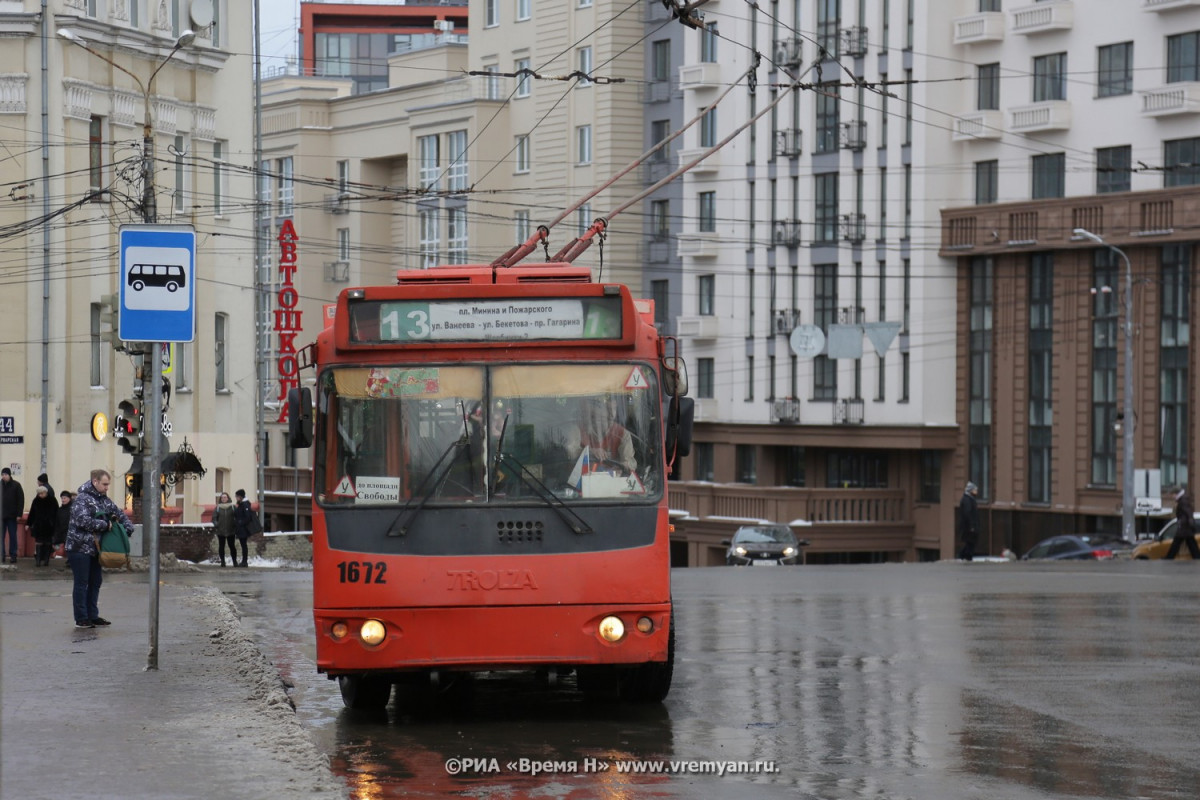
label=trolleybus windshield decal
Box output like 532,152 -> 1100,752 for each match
349,297 -> 622,343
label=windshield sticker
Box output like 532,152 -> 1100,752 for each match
356,476 -> 400,504
625,366 -> 649,390
365,368 -> 440,398
333,475 -> 357,497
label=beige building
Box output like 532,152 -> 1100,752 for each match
0,2 -> 258,522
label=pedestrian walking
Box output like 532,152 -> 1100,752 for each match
957,481 -> 980,561
1164,487 -> 1199,561
232,489 -> 253,567
54,490 -> 73,559
213,492 -> 237,567
26,483 -> 58,566
65,469 -> 133,628
1,467 -> 25,563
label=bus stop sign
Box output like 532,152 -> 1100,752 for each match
118,224 -> 196,343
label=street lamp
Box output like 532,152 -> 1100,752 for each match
59,28 -> 195,669
1074,228 -> 1135,542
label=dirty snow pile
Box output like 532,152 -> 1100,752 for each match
189,587 -> 348,799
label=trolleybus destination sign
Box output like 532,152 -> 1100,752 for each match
354,296 -> 624,343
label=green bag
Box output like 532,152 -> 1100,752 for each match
99,519 -> 131,569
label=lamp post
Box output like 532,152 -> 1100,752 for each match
59,28 -> 195,669
1074,228 -> 1135,542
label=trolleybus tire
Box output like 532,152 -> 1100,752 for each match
338,674 -> 393,711
619,612 -> 675,703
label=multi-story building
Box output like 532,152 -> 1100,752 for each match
939,1 -> 1200,555
0,2 -> 258,522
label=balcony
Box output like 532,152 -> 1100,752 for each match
675,314 -> 720,340
773,38 -> 802,68
324,192 -> 350,214
953,12 -> 1005,44
1009,100 -> 1071,133
840,119 -> 866,150
835,397 -> 865,425
1140,82 -> 1200,117
642,79 -> 677,104
324,261 -> 349,282
1010,1 -> 1074,35
1141,0 -> 1200,10
678,63 -> 722,91
952,110 -> 1004,141
775,128 -> 802,158
677,146 -> 720,174
840,213 -> 866,243
677,231 -> 720,258
772,219 -> 802,248
772,398 -> 800,423
840,27 -> 868,57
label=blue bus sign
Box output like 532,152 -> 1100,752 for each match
118,224 -> 196,343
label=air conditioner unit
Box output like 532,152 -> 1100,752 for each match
774,129 -> 802,158
840,27 -> 868,57
773,309 -> 797,335
773,38 -> 802,68
772,219 -> 801,248
324,261 -> 350,282
835,398 -> 865,425
839,120 -> 866,151
840,213 -> 866,243
837,305 -> 865,325
324,193 -> 349,214
772,398 -> 800,423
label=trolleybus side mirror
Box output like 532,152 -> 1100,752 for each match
287,387 -> 313,449
665,395 -> 694,460
662,356 -> 688,398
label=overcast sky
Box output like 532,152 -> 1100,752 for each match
256,0 -> 300,70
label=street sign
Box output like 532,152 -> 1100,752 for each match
118,224 -> 196,343
1135,497 -> 1162,513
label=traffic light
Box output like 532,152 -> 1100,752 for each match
115,398 -> 144,454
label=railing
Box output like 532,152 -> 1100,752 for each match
668,482 -> 910,526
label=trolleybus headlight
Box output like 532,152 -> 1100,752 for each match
359,619 -> 387,646
636,616 -> 654,634
598,615 -> 625,642
330,621 -> 349,641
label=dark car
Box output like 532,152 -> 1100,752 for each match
723,524 -> 807,566
1020,534 -> 1134,561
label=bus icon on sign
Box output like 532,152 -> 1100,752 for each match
128,264 -> 186,293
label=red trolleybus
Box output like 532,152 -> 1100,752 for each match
287,262 -> 692,711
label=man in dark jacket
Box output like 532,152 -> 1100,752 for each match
1,467 -> 24,563
1165,488 -> 1199,560
65,469 -> 133,628
957,481 -> 980,561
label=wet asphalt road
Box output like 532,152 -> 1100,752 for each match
172,561 -> 1200,800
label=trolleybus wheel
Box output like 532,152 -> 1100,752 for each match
338,674 -> 392,711
619,611 -> 675,703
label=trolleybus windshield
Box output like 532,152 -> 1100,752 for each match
316,363 -> 662,508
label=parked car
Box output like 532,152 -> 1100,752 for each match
1131,512 -> 1200,560
723,524 -> 808,566
1020,534 -> 1134,561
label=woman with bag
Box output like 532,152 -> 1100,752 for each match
213,492 -> 237,567
232,489 -> 258,568
65,469 -> 132,628
26,484 -> 58,567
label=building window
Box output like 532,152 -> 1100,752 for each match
1031,153 -> 1065,199
576,125 -> 592,164
1161,245 -> 1190,487
652,40 -> 671,82
419,208 -> 439,268
418,134 -> 439,190
175,135 -> 186,213
1167,31 -> 1200,83
514,209 -> 531,244
878,167 -> 887,239
783,446 -> 805,487
969,256 -> 993,499
1164,137 -> 1200,187
694,442 -> 714,481
700,107 -> 716,148
975,160 -> 998,205
650,119 -> 671,162
814,172 -> 838,243
1098,42 -> 1133,97
90,302 -> 103,387
977,63 -> 999,110
735,445 -> 757,484
698,191 -> 716,232
89,116 -> 103,192
1091,251 -> 1118,486
698,274 -> 715,315
484,65 -> 501,100
814,264 -> 837,401
1033,53 -> 1067,102
979,0 -> 1000,10
515,58 -> 531,97
258,160 -> 272,209
447,207 -> 468,264
696,358 -> 715,398
277,156 -> 293,216
826,451 -> 889,488
1096,146 -> 1131,194
447,130 -> 468,192
337,160 -> 350,195
745,354 -> 755,401
578,46 -> 593,86
903,164 -> 912,238
701,22 -> 718,62
651,199 -> 669,239
817,0 -> 840,56
904,68 -> 913,145
1029,254 -> 1053,503
175,342 -> 191,392
514,135 -> 530,173
918,452 -> 941,503
815,84 -> 840,153
212,141 -> 226,216
211,0 -> 221,48
651,280 -> 669,329
215,312 -> 228,392
517,0 -> 531,22
486,0 -> 499,27
337,228 -> 350,261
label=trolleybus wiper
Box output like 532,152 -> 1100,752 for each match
494,451 -> 594,535
386,435 -> 469,537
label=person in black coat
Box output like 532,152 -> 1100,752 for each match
1165,488 -> 1199,560
957,481 -> 980,561
54,491 -> 73,558
1,467 -> 24,563
232,489 -> 253,568
26,484 -> 58,566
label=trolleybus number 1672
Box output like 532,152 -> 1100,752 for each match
336,561 -> 388,584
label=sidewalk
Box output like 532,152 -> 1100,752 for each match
0,559 -> 346,800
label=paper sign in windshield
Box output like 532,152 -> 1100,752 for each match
356,476 -> 399,504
